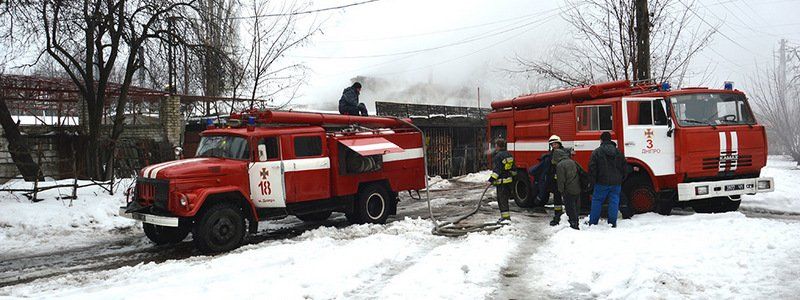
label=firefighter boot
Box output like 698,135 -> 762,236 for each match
549,206 -> 564,226
497,212 -> 511,225
569,221 -> 580,230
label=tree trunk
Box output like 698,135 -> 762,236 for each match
0,98 -> 41,181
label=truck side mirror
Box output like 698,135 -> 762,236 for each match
258,144 -> 268,162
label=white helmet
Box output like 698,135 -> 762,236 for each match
548,135 -> 562,145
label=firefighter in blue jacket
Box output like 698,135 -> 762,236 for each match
489,138 -> 516,224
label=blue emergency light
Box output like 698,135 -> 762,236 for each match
724,81 -> 734,90
206,118 -> 213,126
248,116 -> 256,125
661,82 -> 671,91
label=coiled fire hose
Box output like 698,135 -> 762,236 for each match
391,118 -> 507,237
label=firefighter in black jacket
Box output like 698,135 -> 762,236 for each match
489,138 -> 516,224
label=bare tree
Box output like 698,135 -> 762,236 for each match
1,0 -> 198,179
750,61 -> 800,163
240,0 -> 319,110
0,3 -> 42,180
510,0 -> 715,87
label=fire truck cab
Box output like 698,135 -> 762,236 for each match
488,80 -> 774,215
121,111 -> 426,253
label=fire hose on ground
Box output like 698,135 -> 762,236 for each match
391,117 -> 508,237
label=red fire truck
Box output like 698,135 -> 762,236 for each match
120,111 -> 426,253
488,80 -> 774,215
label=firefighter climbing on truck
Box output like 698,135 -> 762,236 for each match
489,138 -> 516,224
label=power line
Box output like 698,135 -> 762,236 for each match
293,6 -> 564,60
225,0 -> 383,20
367,11 -> 564,77
315,11 -> 543,43
675,0 -> 762,56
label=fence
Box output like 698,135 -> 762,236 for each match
0,130 -> 175,202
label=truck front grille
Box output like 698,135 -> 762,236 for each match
701,153 -> 753,170
136,178 -> 170,209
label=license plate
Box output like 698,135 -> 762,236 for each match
131,213 -> 147,222
725,184 -> 744,191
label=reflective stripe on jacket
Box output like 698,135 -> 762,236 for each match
490,150 -> 516,185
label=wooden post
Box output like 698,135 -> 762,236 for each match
32,142 -> 42,202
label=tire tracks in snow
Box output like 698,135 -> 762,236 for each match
490,209 -> 554,300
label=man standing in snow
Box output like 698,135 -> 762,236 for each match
588,131 -> 627,227
489,138 -> 516,224
553,148 -> 581,230
530,135 -> 566,226
338,82 -> 368,116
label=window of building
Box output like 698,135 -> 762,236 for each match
576,105 -> 613,131
294,136 -> 323,157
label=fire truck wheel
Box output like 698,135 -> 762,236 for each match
721,198 -> 741,212
692,197 -> 741,213
296,211 -> 333,222
624,175 -> 657,214
513,172 -> 535,208
192,203 -> 246,253
143,223 -> 190,245
353,184 -> 389,224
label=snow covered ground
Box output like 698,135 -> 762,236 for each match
741,155 -> 800,214
0,178 -> 137,259
2,157 -> 800,299
1,218 -> 522,299
529,212 -> 800,299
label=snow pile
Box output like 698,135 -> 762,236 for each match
528,212 -> 800,299
742,155 -> 800,214
2,218 -> 520,300
0,178 -> 136,258
454,170 -> 492,183
427,176 -> 453,190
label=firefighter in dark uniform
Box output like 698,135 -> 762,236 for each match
489,138 -> 516,224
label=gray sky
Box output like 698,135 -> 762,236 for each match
289,0 -> 800,110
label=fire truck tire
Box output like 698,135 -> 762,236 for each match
352,184 -> 390,224
143,223 -> 190,245
721,198 -> 741,212
692,197 -> 741,213
513,172 -> 535,208
296,211 -> 333,222
192,203 -> 246,253
624,174 -> 657,214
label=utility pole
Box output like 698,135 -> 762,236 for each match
635,0 -> 651,81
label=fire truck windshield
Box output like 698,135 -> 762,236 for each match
670,93 -> 755,127
196,135 -> 250,160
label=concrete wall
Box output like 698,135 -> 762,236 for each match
0,94 -> 185,180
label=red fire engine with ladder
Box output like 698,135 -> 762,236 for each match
488,80 -> 775,215
120,111 -> 426,253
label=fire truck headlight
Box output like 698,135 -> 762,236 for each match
178,193 -> 189,207
695,186 -> 709,196
757,180 -> 771,190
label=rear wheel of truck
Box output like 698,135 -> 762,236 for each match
143,223 -> 190,245
297,211 -> 333,222
513,172 -> 535,208
350,184 -> 389,224
192,203 -> 246,253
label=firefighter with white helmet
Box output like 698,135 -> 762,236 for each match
546,135 -> 566,225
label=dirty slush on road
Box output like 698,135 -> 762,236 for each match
0,181 -> 555,291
